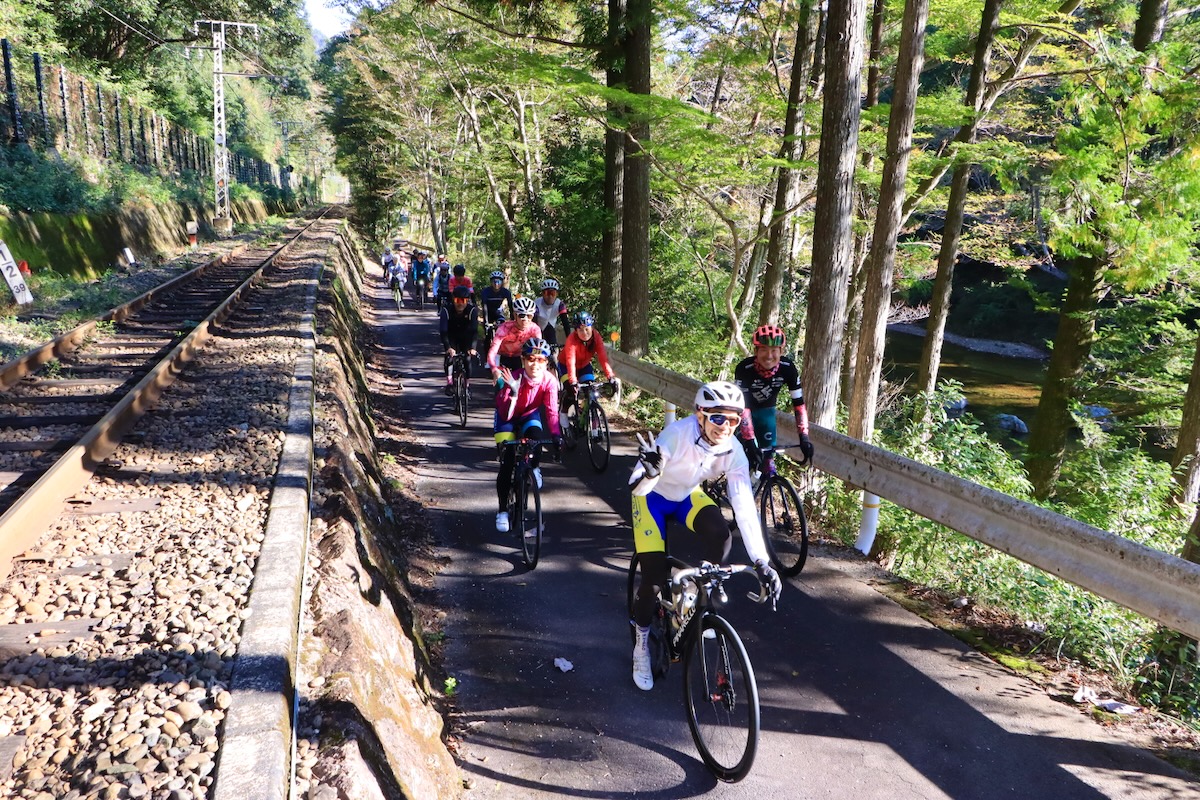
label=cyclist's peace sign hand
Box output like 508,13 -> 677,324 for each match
635,431 -> 663,479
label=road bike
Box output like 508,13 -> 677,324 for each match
449,352 -> 473,428
756,448 -> 809,576
626,553 -> 771,782
502,437 -> 546,568
482,320 -> 499,357
389,273 -> 404,312
413,277 -> 428,310
561,378 -> 614,472
705,446 -> 809,577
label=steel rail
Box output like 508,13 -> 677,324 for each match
607,350 -> 1200,641
0,244 -> 252,390
0,210 -> 330,579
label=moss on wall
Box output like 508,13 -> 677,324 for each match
0,196 -> 286,279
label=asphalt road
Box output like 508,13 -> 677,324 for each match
370,276 -> 1196,799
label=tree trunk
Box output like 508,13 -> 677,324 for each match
1172,332 -> 1200,506
1133,0 -> 1169,55
759,0 -> 818,328
802,0 -> 868,429
620,0 -> 652,358
850,0 -> 929,565
810,4 -> 828,98
865,0 -> 887,106
795,0 -> 822,160
599,0 -> 626,332
1027,256 -> 1106,499
916,0 -> 1004,396
849,0 -> 929,447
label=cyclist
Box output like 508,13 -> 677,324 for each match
411,252 -> 433,305
628,380 -> 782,691
449,264 -> 474,300
480,270 -> 514,325
533,278 -> 570,346
733,324 -> 815,475
487,296 -> 541,374
434,255 -> 453,310
381,247 -> 396,276
558,310 -> 619,411
439,286 -> 479,395
492,337 -> 562,532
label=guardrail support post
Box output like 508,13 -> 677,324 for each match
663,401 -> 676,425
855,491 -> 881,555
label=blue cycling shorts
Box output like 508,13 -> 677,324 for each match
632,488 -> 718,555
494,411 -> 543,444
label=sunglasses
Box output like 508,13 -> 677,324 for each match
516,313 -> 533,320
522,355 -> 547,363
701,411 -> 739,428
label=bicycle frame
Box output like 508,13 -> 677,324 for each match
662,561 -> 767,655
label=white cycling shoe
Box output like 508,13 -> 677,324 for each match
532,467 -> 543,489
495,512 -> 510,532
632,626 -> 653,691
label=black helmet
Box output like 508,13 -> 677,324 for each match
453,264 -> 466,277
452,285 -> 472,299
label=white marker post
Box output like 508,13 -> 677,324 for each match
0,243 -> 33,306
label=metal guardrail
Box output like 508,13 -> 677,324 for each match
608,350 -> 1200,641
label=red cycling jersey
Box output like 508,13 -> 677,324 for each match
558,331 -> 614,383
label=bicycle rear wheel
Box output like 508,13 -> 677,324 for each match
455,366 -> 469,428
684,613 -> 760,782
518,468 -> 542,568
760,475 -> 808,577
585,400 -> 610,472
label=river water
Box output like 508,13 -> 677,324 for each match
883,329 -> 1045,424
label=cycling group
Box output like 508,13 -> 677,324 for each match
384,254 -> 623,558
482,276 -> 620,534
385,247 -> 813,778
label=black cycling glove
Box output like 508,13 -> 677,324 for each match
754,560 -> 782,605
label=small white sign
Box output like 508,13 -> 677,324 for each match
0,242 -> 33,306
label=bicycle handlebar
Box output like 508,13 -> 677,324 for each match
668,562 -> 772,608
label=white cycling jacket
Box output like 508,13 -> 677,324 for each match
629,415 -> 769,566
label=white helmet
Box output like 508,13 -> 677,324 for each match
541,278 -> 560,291
694,381 -> 745,412
513,297 -> 536,316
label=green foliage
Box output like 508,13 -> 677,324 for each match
820,385 -> 1195,716
947,275 -> 1057,345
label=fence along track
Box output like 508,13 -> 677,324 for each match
0,210 -> 330,578
607,350 -> 1200,642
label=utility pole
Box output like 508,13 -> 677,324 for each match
194,20 -> 258,236
276,120 -> 298,193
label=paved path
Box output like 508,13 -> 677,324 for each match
370,275 -> 1195,799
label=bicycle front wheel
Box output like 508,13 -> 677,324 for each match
585,400 -> 611,472
760,475 -> 808,577
684,613 -> 760,782
519,468 -> 542,568
455,366 -> 469,428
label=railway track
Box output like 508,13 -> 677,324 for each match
0,210 -> 337,799
0,210 -> 328,577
